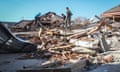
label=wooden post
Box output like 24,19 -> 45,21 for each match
112,16 -> 115,22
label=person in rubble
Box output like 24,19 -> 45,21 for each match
61,13 -> 66,27
65,7 -> 72,31
61,13 -> 66,20
34,12 -> 44,29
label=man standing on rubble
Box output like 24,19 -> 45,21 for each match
65,7 -> 72,31
34,12 -> 44,29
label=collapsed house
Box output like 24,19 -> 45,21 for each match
10,12 -> 64,32
11,20 -> 34,32
102,4 -> 120,22
40,12 -> 64,27
0,5 -> 120,72
7,15 -> 119,72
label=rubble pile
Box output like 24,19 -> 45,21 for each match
1,4 -> 120,72
40,12 -> 64,28
16,16 -> 120,72
0,16 -> 120,72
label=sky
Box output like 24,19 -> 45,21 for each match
0,0 -> 120,22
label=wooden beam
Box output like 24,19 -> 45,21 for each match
113,15 -> 115,22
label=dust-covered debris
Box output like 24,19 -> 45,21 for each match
1,7 -> 120,72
